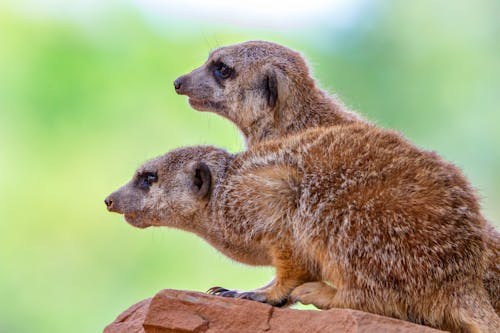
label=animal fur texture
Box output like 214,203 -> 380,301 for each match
174,40 -> 500,317
106,124 -> 499,332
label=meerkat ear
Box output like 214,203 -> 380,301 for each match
190,162 -> 212,199
264,67 -> 289,110
264,70 -> 279,108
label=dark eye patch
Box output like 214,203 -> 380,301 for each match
212,61 -> 233,84
136,171 -> 158,190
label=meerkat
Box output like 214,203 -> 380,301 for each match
483,224 -> 500,313
106,124 -> 499,332
174,40 -> 363,147
174,40 -> 500,314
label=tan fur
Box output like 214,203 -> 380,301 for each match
175,40 -> 499,314
106,124 -> 499,332
483,224 -> 500,313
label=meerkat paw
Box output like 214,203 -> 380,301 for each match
207,286 -> 287,307
289,282 -> 337,310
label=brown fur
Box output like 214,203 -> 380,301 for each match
106,124 -> 499,332
175,40 -> 499,314
483,224 -> 500,313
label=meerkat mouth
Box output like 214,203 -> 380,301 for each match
188,97 -> 212,111
188,98 -> 224,112
124,214 -> 149,229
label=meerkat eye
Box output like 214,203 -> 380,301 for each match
214,62 -> 232,80
137,172 -> 158,190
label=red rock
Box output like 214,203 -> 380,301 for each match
105,289 -> 446,333
104,298 -> 151,333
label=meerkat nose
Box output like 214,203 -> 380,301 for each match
104,196 -> 114,211
173,77 -> 183,91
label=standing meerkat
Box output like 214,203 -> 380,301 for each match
105,124 -> 499,332
174,40 -> 500,314
174,40 -> 363,147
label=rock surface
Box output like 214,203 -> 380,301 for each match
104,289 -> 446,333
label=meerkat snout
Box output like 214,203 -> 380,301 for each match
104,188 -> 131,214
104,170 -> 159,217
173,76 -> 184,92
104,196 -> 114,211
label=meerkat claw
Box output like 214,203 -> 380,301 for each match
236,291 -> 287,307
236,291 -> 267,303
207,288 -> 285,307
207,287 -> 240,298
207,286 -> 229,295
218,290 -> 239,298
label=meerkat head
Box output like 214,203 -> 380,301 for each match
174,41 -> 316,140
104,146 -> 230,230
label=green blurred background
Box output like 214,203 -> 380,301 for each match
1,1 -> 499,332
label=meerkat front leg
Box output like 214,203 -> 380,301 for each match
208,247 -> 313,307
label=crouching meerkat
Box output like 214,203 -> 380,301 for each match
105,123 -> 499,332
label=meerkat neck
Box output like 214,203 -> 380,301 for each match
287,89 -> 362,132
243,87 -> 363,146
191,191 -> 234,259
183,194 -> 223,245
